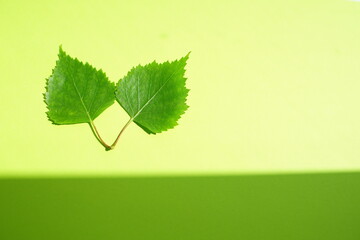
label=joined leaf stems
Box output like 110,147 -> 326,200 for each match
110,118 -> 133,150
88,120 -> 112,150
88,118 -> 133,151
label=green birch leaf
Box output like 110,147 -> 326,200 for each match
44,47 -> 115,125
115,53 -> 190,134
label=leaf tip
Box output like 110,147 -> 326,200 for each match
178,51 -> 191,65
59,44 -> 64,53
58,45 -> 68,60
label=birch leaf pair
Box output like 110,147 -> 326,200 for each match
44,47 -> 190,150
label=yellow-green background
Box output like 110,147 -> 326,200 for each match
1,0 -> 360,176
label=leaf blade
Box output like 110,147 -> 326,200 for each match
44,47 -> 115,125
115,53 -> 190,134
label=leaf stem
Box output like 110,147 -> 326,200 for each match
110,118 -> 133,150
88,120 -> 112,151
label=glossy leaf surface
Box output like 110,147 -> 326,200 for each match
115,54 -> 190,134
45,47 -> 115,125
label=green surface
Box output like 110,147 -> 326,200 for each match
1,172 -> 359,239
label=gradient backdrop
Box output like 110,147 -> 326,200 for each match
0,0 -> 359,239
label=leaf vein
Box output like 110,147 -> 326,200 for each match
68,67 -> 92,122
132,63 -> 181,120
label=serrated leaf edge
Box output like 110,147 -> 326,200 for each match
115,52 -> 191,134
44,46 -> 115,125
